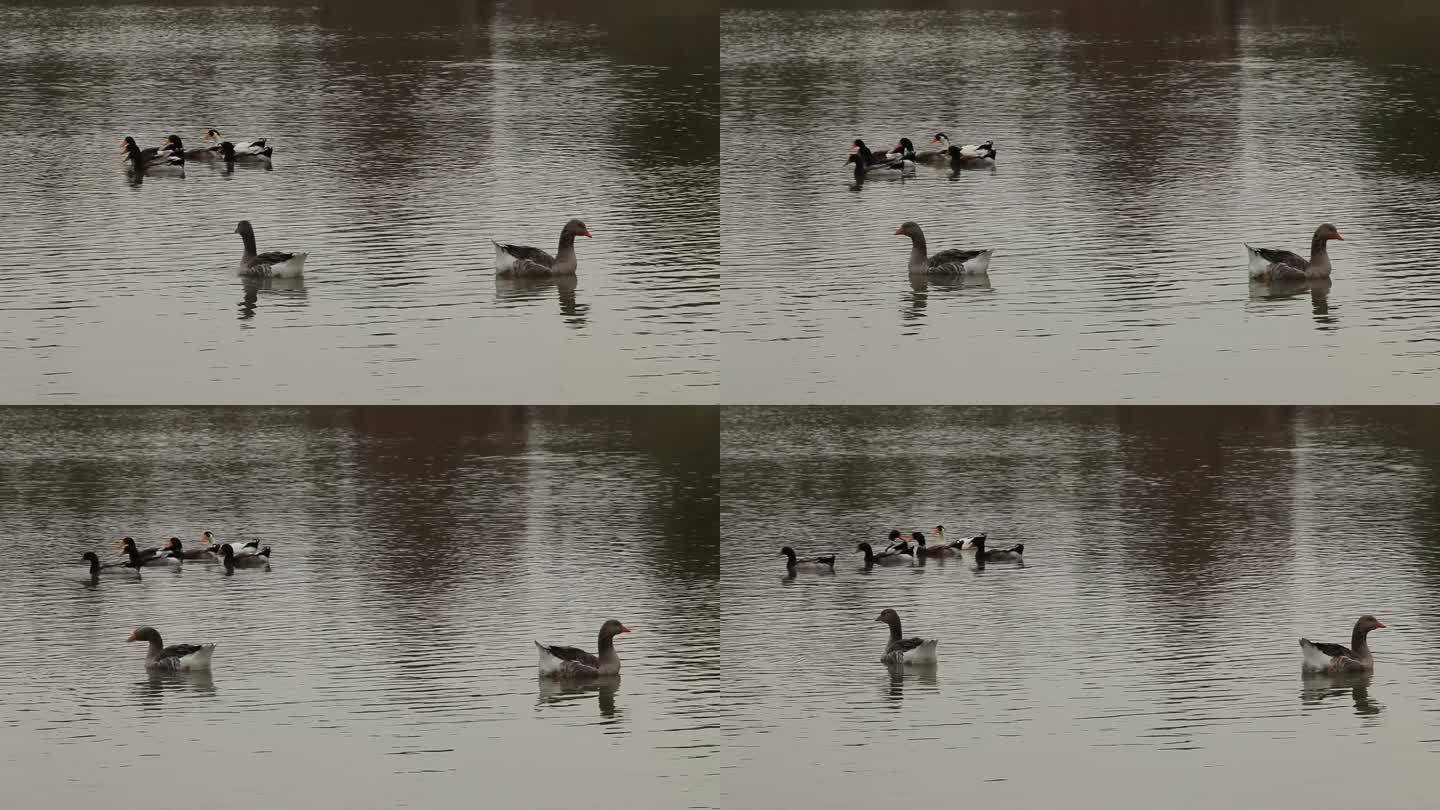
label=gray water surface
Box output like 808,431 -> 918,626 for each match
0,407 -> 719,809
0,3 -> 718,403
721,3 -> 1440,403
721,406 -> 1440,809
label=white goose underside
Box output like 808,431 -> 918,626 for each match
885,639 -> 939,665
240,253 -> 308,279
154,644 -> 216,672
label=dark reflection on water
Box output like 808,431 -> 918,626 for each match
721,406 -> 1440,808
0,406 -> 718,809
722,1 -> 1440,402
0,1 -> 717,403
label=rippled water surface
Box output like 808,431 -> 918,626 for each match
0,407 -> 718,809
0,3 -> 718,403
721,2 -> 1440,403
721,406 -> 1440,808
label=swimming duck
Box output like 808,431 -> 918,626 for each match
895,221 -> 994,275
202,129 -> 272,158
780,546 -> 836,571
911,531 -> 960,558
127,626 -> 216,672
116,537 -> 170,564
971,537 -> 1024,561
880,528 -> 910,554
159,134 -> 218,161
846,153 -> 911,183
121,138 -> 184,173
80,551 -> 141,578
887,137 -> 948,165
165,537 -> 218,562
220,543 -> 272,569
934,133 -> 997,163
857,540 -> 911,566
1300,615 -> 1385,672
202,531 -> 261,557
874,608 -> 938,665
535,619 -> 631,679
932,525 -> 984,550
234,220 -> 308,278
1246,224 -> 1344,282
217,140 -> 272,164
493,219 -> 591,277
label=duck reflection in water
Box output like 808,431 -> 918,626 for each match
537,675 -> 621,720
494,275 -> 587,327
1300,670 -> 1381,717
239,276 -> 308,321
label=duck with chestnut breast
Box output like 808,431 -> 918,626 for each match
933,132 -> 997,163
874,608 -> 938,665
971,536 -> 1024,561
881,528 -> 910,554
931,525 -> 984,550
911,531 -> 960,558
220,543 -> 272,569
1300,615 -> 1385,673
164,537 -> 218,562
857,540 -> 912,567
895,221 -> 993,275
493,219 -> 591,277
202,129 -> 271,158
1246,224 -> 1344,282
780,546 -> 836,571
234,220 -> 308,278
127,626 -> 215,672
80,552 -> 141,579
535,619 -> 631,679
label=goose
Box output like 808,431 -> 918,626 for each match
911,531 -> 960,558
202,129 -> 271,157
220,543 -> 272,569
857,541 -> 911,566
164,537 -> 217,562
887,137 -> 948,165
535,619 -> 631,679
971,536 -> 1024,561
80,552 -> 141,579
1300,615 -> 1386,673
931,525 -> 984,550
780,546 -> 836,571
846,153 -> 911,183
127,626 -> 216,672
116,537 -> 173,565
122,139 -> 184,173
895,221 -> 993,275
1245,224 -> 1344,282
234,220 -> 308,278
934,133 -> 997,163
874,608 -> 938,665
493,219 -> 591,277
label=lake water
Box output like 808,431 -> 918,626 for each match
721,406 -> 1440,808
0,2 -> 717,403
0,407 -> 719,809
721,2 -> 1440,403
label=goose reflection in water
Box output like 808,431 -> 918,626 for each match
883,660 -> 939,704
537,675 -> 621,721
239,276 -> 308,321
1300,670 -> 1381,717
1248,278 -> 1334,321
136,669 -> 218,704
902,274 -> 991,325
494,275 -> 587,328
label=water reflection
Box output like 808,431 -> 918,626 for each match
902,274 -> 991,324
239,277 -> 308,321
882,661 -> 938,705
494,276 -> 588,327
136,670 -> 219,702
1300,671 -> 1382,717
537,676 -> 623,722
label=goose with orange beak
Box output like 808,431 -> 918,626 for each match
535,619 -> 630,678
127,626 -> 215,671
1246,224 -> 1345,282
493,219 -> 591,277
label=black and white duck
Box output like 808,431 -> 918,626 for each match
165,537 -> 218,562
931,525 -> 984,550
80,551 -> 141,579
220,543 -> 272,569
493,219 -> 591,277
857,540 -> 912,566
535,619 -> 631,678
117,537 -> 177,566
780,546 -> 836,572
971,536 -> 1024,561
934,133 -> 997,163
202,129 -> 272,158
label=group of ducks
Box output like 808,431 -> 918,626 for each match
781,525 -> 1024,575
82,531 -> 273,581
845,133 -> 998,182
121,130 -> 273,176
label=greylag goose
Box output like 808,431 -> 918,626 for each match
895,221 -> 993,275
1300,615 -> 1385,672
934,133 -> 997,163
234,220 -> 308,278
117,537 -> 176,566
1246,224 -> 1344,282
972,536 -> 1024,561
164,537 -> 217,562
202,129 -> 271,157
81,551 -> 141,578
931,525 -> 984,550
874,608 -> 938,665
535,619 -> 631,678
220,543 -> 272,569
780,546 -> 836,571
493,219 -> 591,277
127,626 -> 216,672
857,541 -> 911,566
911,531 -> 960,558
